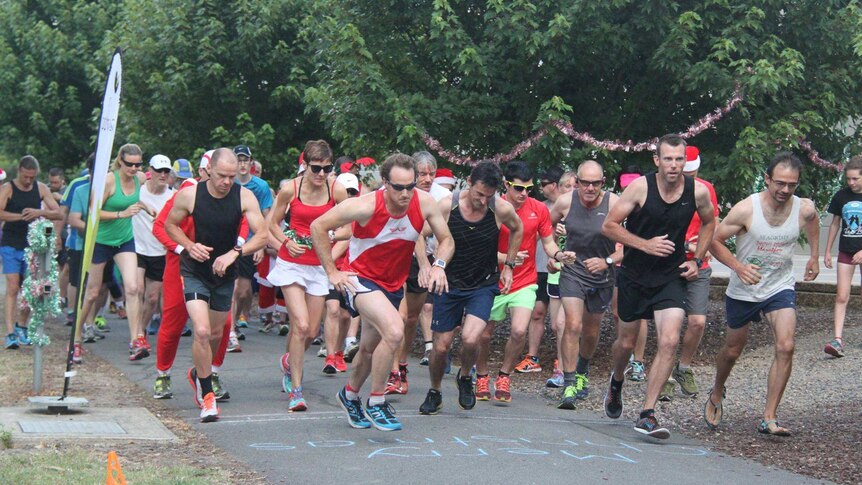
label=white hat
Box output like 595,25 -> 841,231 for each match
684,146 -> 701,172
148,154 -> 172,170
199,149 -> 215,170
336,173 -> 359,192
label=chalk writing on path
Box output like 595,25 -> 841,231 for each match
249,435 -> 709,464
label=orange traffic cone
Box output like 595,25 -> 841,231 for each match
105,451 -> 127,485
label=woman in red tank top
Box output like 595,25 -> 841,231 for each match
266,140 -> 348,412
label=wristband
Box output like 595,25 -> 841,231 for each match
117,211 -> 121,219
553,250 -> 563,261
174,246 -> 184,255
504,260 -> 516,269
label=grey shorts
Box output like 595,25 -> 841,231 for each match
685,266 -> 711,316
182,275 -> 235,312
560,273 -> 613,314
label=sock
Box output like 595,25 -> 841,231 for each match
115,301 -> 125,309
211,365 -> 221,373
639,408 -> 655,419
498,371 -> 510,378
345,384 -> 359,400
345,337 -> 357,348
399,362 -> 408,371
424,341 -> 433,351
199,375 -> 213,396
476,373 -> 488,379
563,371 -> 577,387
678,363 -> 691,371
15,323 -> 26,330
576,356 -> 590,375
158,369 -> 170,377
368,393 -> 385,406
529,355 -> 539,363
611,375 -> 624,390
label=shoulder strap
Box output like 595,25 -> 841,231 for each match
451,190 -> 460,209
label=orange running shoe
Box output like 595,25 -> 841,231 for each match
475,375 -> 491,401
323,354 -> 338,375
494,375 -> 512,402
514,355 -> 542,373
384,371 -> 402,395
334,351 -> 347,372
397,364 -> 408,394
200,392 -> 219,422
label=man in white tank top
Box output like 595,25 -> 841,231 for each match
705,152 -> 820,436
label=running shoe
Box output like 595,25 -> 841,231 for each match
235,328 -> 245,341
494,375 -> 511,402
824,338 -> 845,358
212,372 -> 230,401
514,355 -> 542,373
365,400 -> 402,431
323,355 -> 338,375
187,368 -> 203,408
574,373 -> 590,400
5,332 -> 19,350
227,331 -> 242,353
65,312 -> 74,327
475,375 -> 491,401
456,370 -> 475,410
398,364 -> 409,394
14,326 -> 31,345
317,345 -> 327,358
419,389 -> 443,415
181,325 -> 192,337
334,351 -> 347,372
94,315 -> 109,331
279,353 -> 292,393
288,388 -> 307,412
603,375 -> 623,419
83,324 -> 98,343
546,369 -> 564,388
311,335 -> 323,346
147,316 -> 161,335
260,313 -> 274,333
337,387 -> 371,428
634,413 -> 670,439
419,349 -> 431,366
278,324 -> 290,336
344,340 -> 359,363
200,392 -> 219,423
153,375 -> 173,399
558,384 -> 577,410
109,301 -> 118,314
672,364 -> 698,396
117,306 -> 127,319
625,358 -> 646,382
71,343 -> 83,364
384,371 -> 402,395
129,336 -> 150,361
659,380 -> 675,402
237,315 -> 249,328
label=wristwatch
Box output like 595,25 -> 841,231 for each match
232,245 -> 243,255
504,260 -> 516,269
694,257 -> 704,267
605,256 -> 614,266
432,259 -> 446,269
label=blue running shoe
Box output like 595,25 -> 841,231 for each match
365,400 -> 402,431
337,387 -> 371,429
5,332 -> 19,350
15,325 -> 31,345
546,370 -> 564,388
280,353 -> 292,393
288,388 -> 307,412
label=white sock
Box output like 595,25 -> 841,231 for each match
424,341 -> 433,351
345,337 -> 357,348
211,365 -> 221,373
678,363 -> 691,371
158,369 -> 170,377
345,387 -> 359,401
368,394 -> 385,406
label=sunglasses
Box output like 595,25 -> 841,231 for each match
577,178 -> 604,188
506,181 -> 534,192
308,164 -> 334,174
153,168 -> 171,174
122,159 -> 143,168
346,188 -> 359,196
387,180 -> 417,192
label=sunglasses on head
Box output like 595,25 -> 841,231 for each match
308,164 -> 334,174
387,180 -> 417,192
122,159 -> 143,168
506,181 -> 534,192
153,168 -> 171,174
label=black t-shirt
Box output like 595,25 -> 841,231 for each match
827,187 -> 862,255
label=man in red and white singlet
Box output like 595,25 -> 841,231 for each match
311,153 -> 453,431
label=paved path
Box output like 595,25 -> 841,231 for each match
84,318 -> 825,484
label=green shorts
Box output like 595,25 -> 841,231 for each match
489,284 -> 538,322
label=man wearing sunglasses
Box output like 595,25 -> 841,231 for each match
419,161 -> 524,415
311,153 -> 453,431
601,134 -> 716,439
230,145 -> 273,348
131,155 -> 175,349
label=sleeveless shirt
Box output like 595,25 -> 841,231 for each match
278,178 -> 335,265
621,173 -> 696,287
563,189 -> 615,287
446,191 -> 500,290
98,171 -> 140,246
1,181 -> 42,249
180,182 -> 243,286
726,194 -> 800,302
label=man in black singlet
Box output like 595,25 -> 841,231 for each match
165,148 -> 267,422
600,134 -> 716,439
0,155 -> 62,349
418,161 -> 523,415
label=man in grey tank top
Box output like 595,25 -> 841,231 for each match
705,152 -> 820,436
549,161 -> 623,410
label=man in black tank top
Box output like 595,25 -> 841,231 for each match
418,161 -> 524,415
0,155 -> 62,350
166,148 -> 268,422
600,134 -> 716,439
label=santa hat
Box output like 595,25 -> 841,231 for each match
0,168 -> 6,181
684,146 -> 701,172
434,168 -> 455,186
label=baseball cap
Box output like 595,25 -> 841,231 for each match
149,154 -> 172,170
434,168 -> 455,186
340,161 -> 354,173
199,149 -> 215,170
173,159 -> 193,179
684,146 -> 701,172
233,145 -> 252,158
336,173 -> 360,193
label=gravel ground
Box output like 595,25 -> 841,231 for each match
458,300 -> 860,485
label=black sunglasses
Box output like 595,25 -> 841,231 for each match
308,164 -> 334,174
122,159 -> 143,168
346,188 -> 359,196
387,180 -> 417,192
154,168 -> 171,174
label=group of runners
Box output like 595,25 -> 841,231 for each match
1,133 -> 854,439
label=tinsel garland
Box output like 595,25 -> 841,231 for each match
798,139 -> 845,172
18,218 -> 61,346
